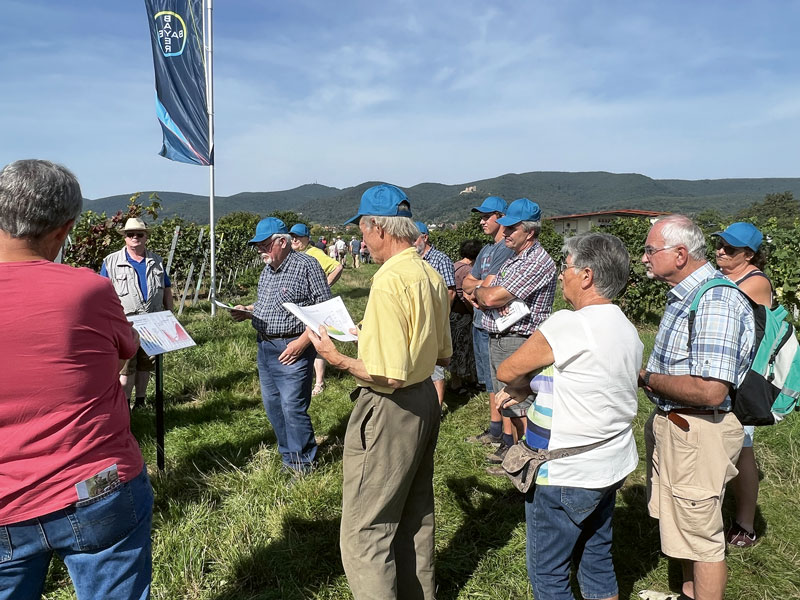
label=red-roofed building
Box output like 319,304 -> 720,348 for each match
546,209 -> 670,236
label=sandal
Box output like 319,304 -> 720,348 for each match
311,383 -> 325,397
726,522 -> 758,547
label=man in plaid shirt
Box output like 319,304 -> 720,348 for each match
473,198 -> 557,469
232,217 -> 331,474
415,221 -> 456,406
638,214 -> 754,600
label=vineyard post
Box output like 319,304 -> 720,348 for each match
193,252 -> 208,305
178,262 -> 195,316
165,225 -> 180,276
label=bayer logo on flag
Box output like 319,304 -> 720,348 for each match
154,11 -> 187,57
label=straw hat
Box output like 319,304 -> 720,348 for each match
120,217 -> 149,234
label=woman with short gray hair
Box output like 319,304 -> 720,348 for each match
495,231 -> 643,600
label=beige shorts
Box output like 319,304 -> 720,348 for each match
120,346 -> 155,376
645,408 -> 743,562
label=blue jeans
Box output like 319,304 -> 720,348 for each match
0,466 -> 153,600
257,336 -> 317,471
472,326 -> 492,392
526,481 -> 623,600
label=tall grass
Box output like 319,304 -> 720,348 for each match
43,264 -> 800,599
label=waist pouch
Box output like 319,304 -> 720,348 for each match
501,429 -> 626,493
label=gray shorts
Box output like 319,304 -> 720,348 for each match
488,334 -> 533,418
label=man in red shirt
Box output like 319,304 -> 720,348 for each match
0,159 -> 153,600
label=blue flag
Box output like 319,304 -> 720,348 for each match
144,0 -> 212,166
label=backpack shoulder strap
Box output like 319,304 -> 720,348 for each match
686,278 -> 741,351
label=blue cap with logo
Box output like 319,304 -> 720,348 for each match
345,183 -> 412,224
712,222 -> 763,252
289,223 -> 310,237
496,198 -> 541,226
472,196 -> 507,214
249,217 -> 288,244
415,221 -> 429,235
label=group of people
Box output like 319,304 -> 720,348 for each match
0,157 -> 771,600
323,235 -> 366,268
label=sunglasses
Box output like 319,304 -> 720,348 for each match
715,240 -> 743,255
126,232 -> 146,238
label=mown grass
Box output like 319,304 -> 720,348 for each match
43,264 -> 800,599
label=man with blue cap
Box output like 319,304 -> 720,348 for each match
462,196 -> 515,447
308,183 -> 452,600
473,198 -> 557,471
232,217 -> 331,474
415,220 -> 456,406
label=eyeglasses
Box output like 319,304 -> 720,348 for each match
643,244 -> 677,256
559,261 -> 579,274
126,232 -> 146,238
255,237 -> 278,252
715,240 -> 743,255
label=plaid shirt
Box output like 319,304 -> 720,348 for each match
645,262 -> 755,411
421,245 -> 456,288
481,241 -> 557,336
252,250 -> 331,337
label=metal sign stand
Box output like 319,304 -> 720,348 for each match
155,354 -> 165,471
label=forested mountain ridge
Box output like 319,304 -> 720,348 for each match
86,171 -> 800,224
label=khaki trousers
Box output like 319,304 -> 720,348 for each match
340,380 -> 440,600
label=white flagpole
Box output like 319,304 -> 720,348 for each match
205,0 -> 217,316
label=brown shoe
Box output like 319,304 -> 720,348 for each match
486,442 -> 509,464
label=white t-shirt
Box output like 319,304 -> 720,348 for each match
531,304 -> 643,488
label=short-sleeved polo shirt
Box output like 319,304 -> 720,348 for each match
357,247 -> 453,394
304,244 -> 340,277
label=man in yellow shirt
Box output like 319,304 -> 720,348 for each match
309,183 -> 452,600
290,223 -> 343,397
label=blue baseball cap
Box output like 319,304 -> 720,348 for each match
249,217 -> 288,244
712,222 -> 763,252
472,196 -> 507,214
289,223 -> 310,237
415,221 -> 429,235
345,183 -> 412,224
496,198 -> 542,226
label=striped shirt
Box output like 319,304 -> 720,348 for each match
481,241 -> 557,336
252,251 -> 331,337
421,245 -> 456,288
645,262 -> 755,411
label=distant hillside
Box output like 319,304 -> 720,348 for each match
86,172 -> 800,224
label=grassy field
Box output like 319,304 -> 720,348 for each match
44,264 -> 800,599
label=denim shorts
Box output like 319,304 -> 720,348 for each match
0,466 -> 153,600
526,481 -> 623,600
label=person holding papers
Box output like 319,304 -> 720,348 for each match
231,217 -> 331,475
472,198 -> 557,471
101,217 -> 174,409
308,184 -> 452,600
289,223 -> 342,397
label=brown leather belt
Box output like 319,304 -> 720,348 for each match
662,408 -> 720,432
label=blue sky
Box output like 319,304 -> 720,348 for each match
2,1 -> 799,199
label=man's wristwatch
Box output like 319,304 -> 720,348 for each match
643,371 -> 653,389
